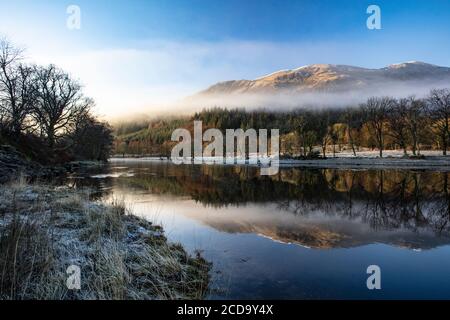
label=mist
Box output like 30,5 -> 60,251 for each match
109,79 -> 450,126
121,79 -> 450,121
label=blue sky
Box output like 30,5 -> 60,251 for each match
1,0 -> 449,117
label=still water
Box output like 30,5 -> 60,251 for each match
71,160 -> 450,299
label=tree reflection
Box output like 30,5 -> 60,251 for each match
279,169 -> 450,236
81,163 -> 450,237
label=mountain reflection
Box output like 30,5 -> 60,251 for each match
79,162 -> 450,249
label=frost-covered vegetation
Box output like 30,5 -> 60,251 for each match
0,178 -> 210,299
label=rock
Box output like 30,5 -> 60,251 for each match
0,145 -> 43,182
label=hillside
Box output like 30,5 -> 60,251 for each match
200,61 -> 450,94
184,61 -> 450,109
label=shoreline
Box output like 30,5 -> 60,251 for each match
109,154 -> 450,171
0,180 -> 210,299
277,157 -> 450,170
0,144 -> 109,183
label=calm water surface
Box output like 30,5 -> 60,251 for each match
71,160 -> 450,299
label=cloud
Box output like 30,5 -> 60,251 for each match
178,80 -> 450,115
16,38 -> 450,118
24,40 -> 320,117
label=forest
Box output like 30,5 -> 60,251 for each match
114,89 -> 450,159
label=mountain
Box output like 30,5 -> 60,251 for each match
186,61 -> 450,110
181,202 -> 450,250
201,61 -> 450,94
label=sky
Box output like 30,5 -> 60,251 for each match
1,0 -> 450,118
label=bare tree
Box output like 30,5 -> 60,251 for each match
309,110 -> 329,158
33,64 -> 92,148
293,115 -> 308,157
362,97 -> 394,157
342,107 -> 363,156
320,129 -> 331,158
405,96 -> 427,156
0,38 -> 35,134
428,89 -> 450,155
386,98 -> 409,156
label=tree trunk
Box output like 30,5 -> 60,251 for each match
351,143 -> 356,157
445,118 -> 449,156
411,127 -> 418,155
378,131 -> 383,158
443,135 -> 447,156
47,126 -> 55,149
348,129 -> 357,157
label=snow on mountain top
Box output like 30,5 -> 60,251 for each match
255,69 -> 290,80
198,61 -> 450,97
387,61 -> 437,69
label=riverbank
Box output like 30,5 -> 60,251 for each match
0,144 -> 108,183
110,151 -> 450,171
0,179 -> 210,299
278,156 -> 450,170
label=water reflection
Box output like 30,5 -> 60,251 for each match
71,162 -> 450,250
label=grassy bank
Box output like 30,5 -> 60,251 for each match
0,178 -> 210,300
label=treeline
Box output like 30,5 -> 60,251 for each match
195,92 -> 450,158
114,89 -> 450,158
0,39 -> 113,163
114,118 -> 189,156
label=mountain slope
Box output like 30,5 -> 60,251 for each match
200,61 -> 450,95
